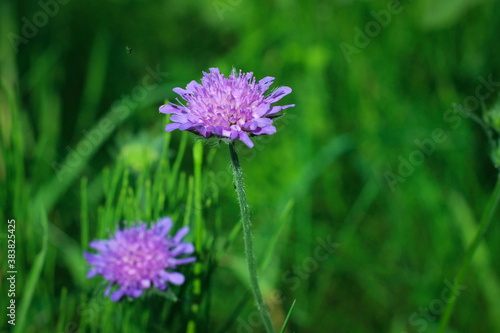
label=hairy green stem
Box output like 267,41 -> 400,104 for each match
229,142 -> 275,333
438,174 -> 500,332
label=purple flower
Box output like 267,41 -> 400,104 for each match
159,68 -> 294,148
84,217 -> 196,302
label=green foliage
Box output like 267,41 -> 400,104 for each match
1,0 -> 500,332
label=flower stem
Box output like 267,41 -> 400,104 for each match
229,142 -> 275,333
438,174 -> 500,333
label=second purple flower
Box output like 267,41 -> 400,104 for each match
84,217 -> 196,302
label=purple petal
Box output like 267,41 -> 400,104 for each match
154,217 -> 173,236
166,272 -> 185,285
159,104 -> 180,114
170,114 -> 189,123
252,125 -> 276,136
179,122 -> 195,130
230,128 -> 239,140
186,80 -> 201,92
173,257 -> 197,265
86,269 -> 99,279
265,87 -> 292,103
238,132 -> 254,148
170,243 -> 195,257
111,289 -> 125,302
213,126 -> 223,136
243,118 -> 273,131
158,270 -> 169,281
221,128 -> 231,138
84,252 -> 102,265
140,279 -> 151,288
165,123 -> 181,132
129,288 -> 143,298
204,126 -> 214,134
173,226 -> 190,243
88,240 -> 108,252
265,104 -> 295,116
104,284 -> 112,297
253,103 -> 272,117
194,125 -> 209,137
257,76 -> 275,93
208,68 -> 220,75
153,278 -> 166,290
173,87 -> 190,97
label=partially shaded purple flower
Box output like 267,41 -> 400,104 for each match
84,217 -> 196,302
159,68 -> 294,148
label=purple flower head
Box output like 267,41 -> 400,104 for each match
84,217 -> 196,302
159,68 -> 294,148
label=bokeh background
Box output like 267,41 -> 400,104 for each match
2,0 -> 500,332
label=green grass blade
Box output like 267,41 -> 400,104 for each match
279,299 -> 296,333
14,204 -> 48,333
167,131 -> 188,196
193,140 -> 203,248
144,178 -> 152,221
183,175 -> 194,227
188,140 -> 204,333
448,191 -> 500,331
56,287 -> 68,332
81,177 -> 89,249
74,33 -> 110,134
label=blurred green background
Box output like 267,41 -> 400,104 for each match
2,0 -> 500,332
